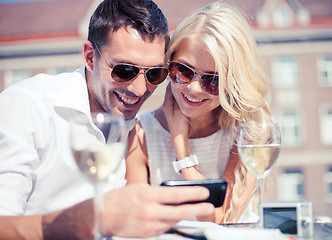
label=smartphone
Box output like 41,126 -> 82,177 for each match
160,179 -> 228,208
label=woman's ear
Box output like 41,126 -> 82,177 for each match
82,41 -> 95,72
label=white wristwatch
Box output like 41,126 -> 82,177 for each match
172,155 -> 199,173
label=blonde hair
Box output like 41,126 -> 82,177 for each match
166,1 -> 272,223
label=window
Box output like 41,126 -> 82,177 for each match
273,6 -> 293,27
5,69 -> 30,88
318,56 -> 332,87
256,10 -> 270,27
277,169 -> 304,201
320,107 -> 332,145
272,57 -> 299,89
325,166 -> 332,201
53,67 -> 73,75
278,110 -> 302,147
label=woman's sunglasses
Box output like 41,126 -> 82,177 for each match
168,61 -> 219,95
94,44 -> 168,86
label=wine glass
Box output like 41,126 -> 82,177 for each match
237,122 -> 281,228
70,112 -> 127,239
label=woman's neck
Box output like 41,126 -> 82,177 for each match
154,107 -> 221,139
188,108 -> 221,139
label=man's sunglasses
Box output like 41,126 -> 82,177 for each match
168,61 -> 219,95
94,44 -> 168,85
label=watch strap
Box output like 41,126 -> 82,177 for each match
172,155 -> 199,173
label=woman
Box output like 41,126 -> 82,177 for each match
125,1 -> 272,224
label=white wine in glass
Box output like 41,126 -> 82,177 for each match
70,112 -> 127,239
73,143 -> 125,183
237,123 -> 281,227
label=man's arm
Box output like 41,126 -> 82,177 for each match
0,184 -> 214,239
0,200 -> 95,240
0,215 -> 42,240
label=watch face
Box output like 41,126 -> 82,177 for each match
263,207 -> 297,234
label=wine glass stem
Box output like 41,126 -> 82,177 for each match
257,177 -> 264,228
94,183 -> 104,240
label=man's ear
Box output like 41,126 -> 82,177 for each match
82,41 -> 95,72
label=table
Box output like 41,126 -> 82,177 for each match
113,221 -> 332,240
305,223 -> 332,240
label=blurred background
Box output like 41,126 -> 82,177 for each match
0,0 -> 331,219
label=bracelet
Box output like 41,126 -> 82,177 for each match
172,155 -> 199,173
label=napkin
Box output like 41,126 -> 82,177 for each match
205,227 -> 287,240
174,220 -> 288,240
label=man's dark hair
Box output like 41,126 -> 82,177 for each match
88,0 -> 169,53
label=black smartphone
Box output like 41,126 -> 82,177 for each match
160,179 -> 228,208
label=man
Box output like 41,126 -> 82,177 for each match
0,0 -> 214,239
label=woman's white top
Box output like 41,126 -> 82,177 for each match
139,112 -> 259,223
138,112 -> 234,186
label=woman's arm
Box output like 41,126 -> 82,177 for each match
163,85 -> 204,181
162,86 -> 214,221
216,146 -> 257,223
163,86 -> 256,223
125,122 -> 150,184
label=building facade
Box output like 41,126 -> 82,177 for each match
253,0 -> 332,218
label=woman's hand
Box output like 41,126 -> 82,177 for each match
163,84 -> 189,139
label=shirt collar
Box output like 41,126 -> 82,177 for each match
52,66 -> 90,116
53,66 -> 138,130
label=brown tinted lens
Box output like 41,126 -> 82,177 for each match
111,64 -> 140,82
146,68 -> 168,85
201,74 -> 219,95
169,62 -> 194,84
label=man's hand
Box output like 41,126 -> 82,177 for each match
103,184 -> 214,238
0,184 -> 213,239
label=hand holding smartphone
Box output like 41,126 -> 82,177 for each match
160,179 -> 228,208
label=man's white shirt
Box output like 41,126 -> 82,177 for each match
0,66 -> 126,215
